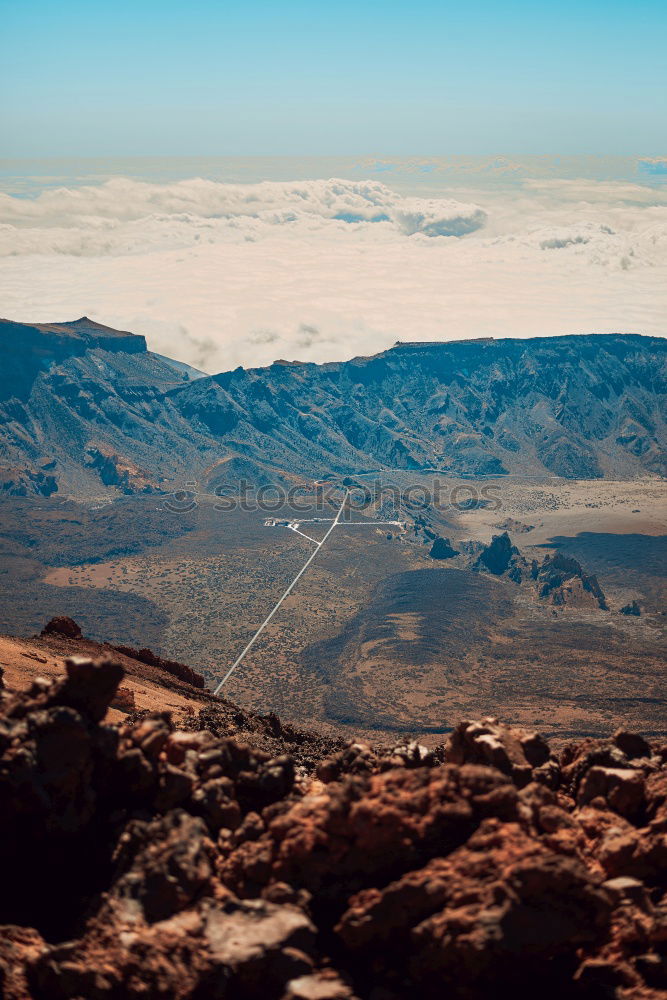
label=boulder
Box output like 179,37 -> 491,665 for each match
613,729 -> 652,760
337,820 -> 613,996
57,655 -> 124,723
446,718 -> 554,788
578,766 -> 646,821
41,616 -> 82,639
535,552 -> 607,609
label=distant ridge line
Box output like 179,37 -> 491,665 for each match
392,338 -> 495,347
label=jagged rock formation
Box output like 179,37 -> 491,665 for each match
472,531 -> 524,578
1,320 -> 666,495
535,552 -> 608,609
428,536 -> 459,559
471,530 -> 536,585
1,660 -> 666,998
471,534 -> 608,608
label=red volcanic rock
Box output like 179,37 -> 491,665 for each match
111,643 -> 206,688
645,769 -> 667,825
192,777 -> 242,833
316,741 -> 379,782
337,820 -> 612,996
0,928 -> 45,1000
560,737 -> 636,797
0,671 -> 666,999
41,615 -> 82,639
446,717 -> 556,788
614,728 -> 653,760
165,729 -> 214,764
220,764 -> 520,906
111,685 -> 135,712
28,896 -> 319,1000
58,654 -> 125,722
110,809 -> 215,923
578,766 -> 646,820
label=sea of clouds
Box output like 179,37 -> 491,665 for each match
1,168 -> 665,372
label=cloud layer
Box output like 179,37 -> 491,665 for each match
0,178 -> 487,256
0,173 -> 665,372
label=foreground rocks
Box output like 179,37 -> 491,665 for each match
1,662 -> 666,999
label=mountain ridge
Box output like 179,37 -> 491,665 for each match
0,319 -> 665,495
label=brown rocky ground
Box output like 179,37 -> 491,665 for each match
0,629 -> 213,729
0,624 -> 342,765
1,648 -> 666,999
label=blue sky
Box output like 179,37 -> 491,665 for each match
1,0 -> 665,156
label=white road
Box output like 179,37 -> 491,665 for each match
288,525 -> 320,543
338,520 -> 403,527
212,489 -> 350,695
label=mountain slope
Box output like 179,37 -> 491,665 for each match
1,319 -> 665,496
170,334 -> 667,480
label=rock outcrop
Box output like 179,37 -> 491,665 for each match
85,444 -> 159,494
535,552 -> 608,609
111,643 -> 207,689
470,535 -> 609,609
1,663 -> 666,998
428,536 -> 459,559
473,531 -> 526,579
41,615 -> 83,639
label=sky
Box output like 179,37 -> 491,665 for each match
1,4 -> 665,368
2,0 -> 666,157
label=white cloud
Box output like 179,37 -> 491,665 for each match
522,177 -> 667,206
0,174 -> 665,372
0,177 -> 486,256
391,199 -> 487,237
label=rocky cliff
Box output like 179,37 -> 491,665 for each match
1,321 -> 665,495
